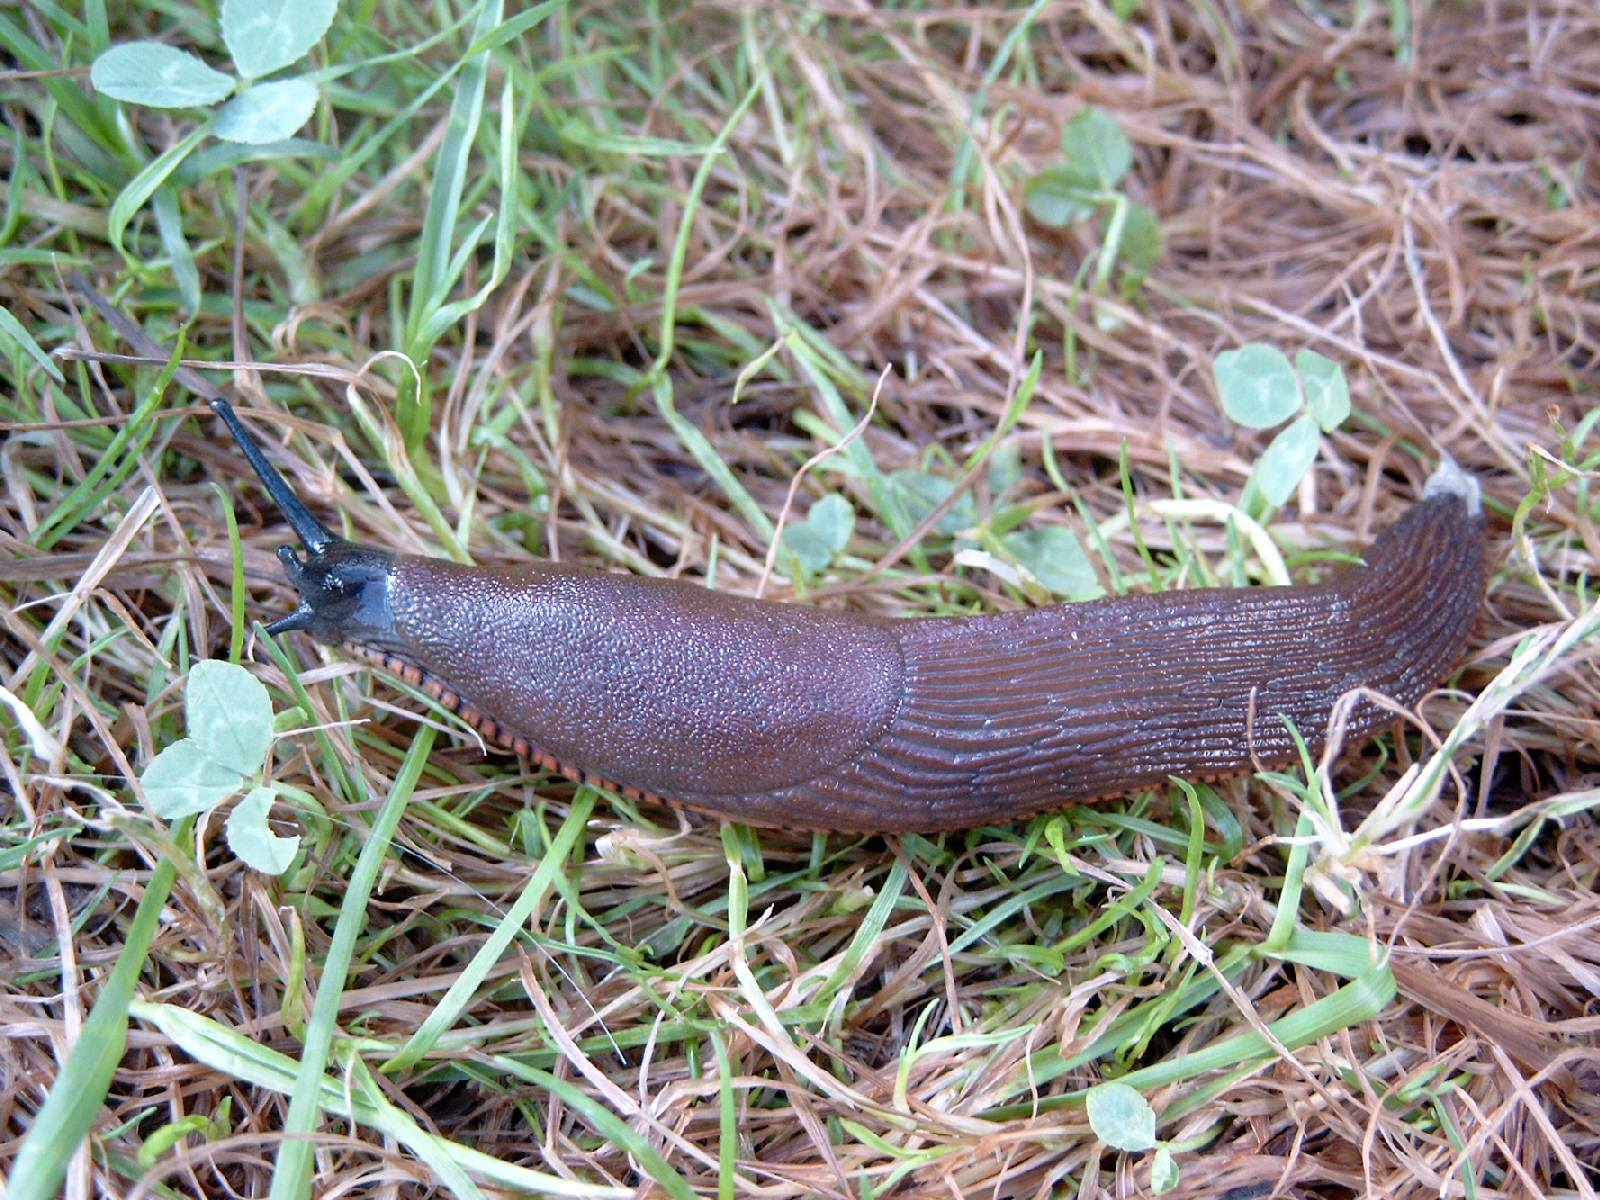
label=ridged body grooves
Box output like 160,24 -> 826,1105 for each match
340,485 -> 1485,833
728,489 -> 1485,829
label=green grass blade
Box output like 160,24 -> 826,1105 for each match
400,0 -> 509,452
0,300 -> 64,382
1142,957 -> 1398,1122
381,790 -> 596,1073
347,1056 -> 488,1200
488,1057 -> 700,1200
33,332 -> 183,550
650,373 -> 772,540
815,854 -> 907,1003
1265,928 -> 1388,977
268,726 -> 436,1200
406,2 -> 499,338
634,69 -> 769,535
709,1028 -> 738,1200
983,953 -> 1396,1120
151,184 -> 201,315
108,124 -> 210,259
0,11 -> 127,157
212,481 -> 247,664
1263,809 -> 1315,954
779,311 -> 910,542
7,829 -> 184,1200
464,0 -> 563,56
128,1000 -> 629,1197
946,0 -> 1050,209
647,73 -> 764,354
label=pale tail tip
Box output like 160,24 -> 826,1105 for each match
1423,456 -> 1482,515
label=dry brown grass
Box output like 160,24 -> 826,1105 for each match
3,1 -> 1599,1197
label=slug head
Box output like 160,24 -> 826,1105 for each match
267,541 -> 397,645
68,274 -> 402,649
204,392 -> 398,646
199,385 -> 400,649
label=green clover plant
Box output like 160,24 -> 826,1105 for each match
91,0 -> 334,142
88,0 -> 338,305
1213,344 -> 1352,515
140,659 -> 301,875
1086,1081 -> 1180,1194
1025,106 -> 1164,301
781,493 -> 855,578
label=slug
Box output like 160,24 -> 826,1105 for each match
80,282 -> 1487,832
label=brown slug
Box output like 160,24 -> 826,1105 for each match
81,282 -> 1488,832
242,419 -> 1487,833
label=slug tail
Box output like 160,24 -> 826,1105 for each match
1341,467 -> 1487,710
722,473 -> 1487,832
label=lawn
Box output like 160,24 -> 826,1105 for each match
2,2 -> 1597,1198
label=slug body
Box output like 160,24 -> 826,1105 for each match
267,468 -> 1486,832
75,279 -> 1485,832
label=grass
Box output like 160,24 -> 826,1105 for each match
4,2 -> 1600,1198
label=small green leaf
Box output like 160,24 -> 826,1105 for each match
138,1107 -> 232,1170
1151,1146 -> 1180,1193
91,43 -> 235,109
987,442 -> 1024,495
213,79 -> 318,144
807,493 -> 855,551
222,0 -> 338,79
225,787 -> 301,875
1085,1081 -> 1157,1152
1003,526 -> 1103,599
782,494 -> 855,573
141,740 -> 245,819
889,469 -> 976,536
1248,413 -> 1321,507
1062,107 -> 1132,190
186,660 -> 273,775
1295,349 -> 1350,432
1024,164 -> 1101,226
782,525 -> 833,573
1117,200 -> 1163,277
1214,344 -> 1300,429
